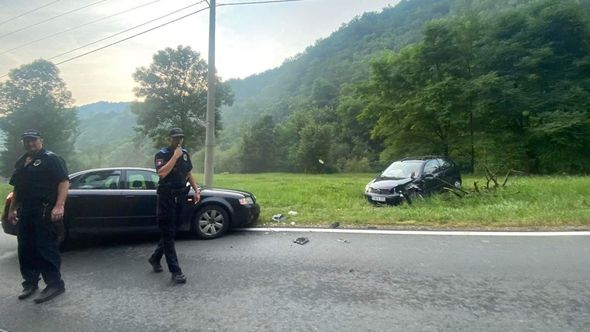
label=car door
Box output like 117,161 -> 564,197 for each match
437,158 -> 453,184
421,159 -> 442,193
118,169 -> 159,231
67,169 -> 126,233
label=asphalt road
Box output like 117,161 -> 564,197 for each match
0,229 -> 589,332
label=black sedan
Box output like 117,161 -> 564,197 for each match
364,156 -> 462,205
2,167 -> 260,241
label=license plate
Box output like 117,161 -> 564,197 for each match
371,196 -> 386,202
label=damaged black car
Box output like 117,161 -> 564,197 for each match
364,156 -> 462,205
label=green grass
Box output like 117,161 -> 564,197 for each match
1,174 -> 589,229
205,173 -> 590,229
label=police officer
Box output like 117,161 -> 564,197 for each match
7,129 -> 69,303
148,127 -> 200,284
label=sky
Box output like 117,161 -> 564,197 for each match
0,0 -> 398,106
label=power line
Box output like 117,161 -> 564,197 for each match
54,7 -> 209,66
0,0 -> 162,56
0,0 -> 61,26
0,0 -> 305,78
217,0 -> 304,7
47,1 -> 205,61
0,0 -> 108,40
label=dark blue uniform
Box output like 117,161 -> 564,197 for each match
149,147 -> 192,274
9,148 -> 69,290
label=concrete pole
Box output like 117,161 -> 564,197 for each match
204,0 -> 216,187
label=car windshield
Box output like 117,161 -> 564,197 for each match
380,161 -> 422,179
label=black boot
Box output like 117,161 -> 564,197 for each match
171,272 -> 187,284
34,285 -> 65,304
148,257 -> 163,273
18,285 -> 38,300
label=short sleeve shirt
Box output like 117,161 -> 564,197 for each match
9,148 -> 69,203
154,147 -> 193,189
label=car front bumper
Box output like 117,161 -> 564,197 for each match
364,193 -> 405,205
232,203 -> 260,227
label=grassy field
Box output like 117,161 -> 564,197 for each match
208,173 -> 590,230
1,173 -> 588,230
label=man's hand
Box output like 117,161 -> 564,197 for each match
173,146 -> 183,160
194,188 -> 201,204
51,205 -> 64,222
8,210 -> 18,225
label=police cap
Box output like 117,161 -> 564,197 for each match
22,129 -> 42,139
169,127 -> 184,138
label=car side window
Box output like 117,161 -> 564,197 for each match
438,158 -> 452,170
126,170 -> 158,190
70,170 -> 122,189
423,160 -> 440,175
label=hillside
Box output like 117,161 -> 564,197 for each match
221,0 -> 455,135
75,101 -> 134,150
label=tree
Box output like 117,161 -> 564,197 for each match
295,122 -> 334,173
0,59 -> 78,176
132,45 -> 234,151
238,115 -> 277,172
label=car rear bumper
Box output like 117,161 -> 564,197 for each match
233,203 -> 260,227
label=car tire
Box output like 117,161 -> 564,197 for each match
405,189 -> 424,205
192,205 -> 230,239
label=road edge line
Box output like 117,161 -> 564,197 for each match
235,227 -> 590,237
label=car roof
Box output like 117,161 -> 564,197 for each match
401,155 -> 447,161
70,167 -> 155,177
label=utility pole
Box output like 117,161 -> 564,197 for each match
204,0 -> 216,187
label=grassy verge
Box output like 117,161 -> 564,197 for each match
206,173 -> 590,230
1,173 -> 588,229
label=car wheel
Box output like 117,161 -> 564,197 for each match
405,189 -> 424,205
453,179 -> 462,189
193,205 -> 230,239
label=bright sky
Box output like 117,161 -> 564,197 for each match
0,0 -> 398,106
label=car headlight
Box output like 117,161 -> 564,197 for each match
365,179 -> 375,193
239,197 -> 254,205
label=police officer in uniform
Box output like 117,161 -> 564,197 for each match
148,127 -> 200,283
7,130 -> 69,303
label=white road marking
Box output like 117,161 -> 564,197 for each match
236,228 -> 590,237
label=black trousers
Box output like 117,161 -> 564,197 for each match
17,204 -> 64,289
150,191 -> 184,274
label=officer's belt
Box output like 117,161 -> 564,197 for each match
157,187 -> 189,196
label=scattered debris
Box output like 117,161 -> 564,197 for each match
349,269 -> 354,273
293,237 -> 309,245
329,222 -> 340,228
336,238 -> 349,243
288,210 -> 298,216
290,221 -> 296,226
272,214 -> 286,222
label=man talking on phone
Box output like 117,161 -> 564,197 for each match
148,127 -> 200,284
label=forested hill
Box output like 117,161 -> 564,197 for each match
222,0 -> 543,132
75,101 -> 134,149
217,0 -> 590,174
223,0 -> 453,130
